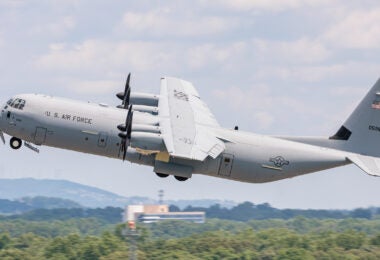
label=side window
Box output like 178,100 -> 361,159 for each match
14,99 -> 22,109
6,99 -> 13,106
10,99 -> 17,108
8,99 -> 26,110
18,100 -> 25,110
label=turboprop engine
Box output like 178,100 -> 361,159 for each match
115,73 -> 166,159
130,132 -> 165,154
112,73 -> 194,181
117,92 -> 159,107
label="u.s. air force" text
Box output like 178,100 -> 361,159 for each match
44,111 -> 92,125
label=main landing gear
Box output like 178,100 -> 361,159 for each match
174,176 -> 189,182
155,172 -> 189,181
10,137 -> 22,150
156,173 -> 169,178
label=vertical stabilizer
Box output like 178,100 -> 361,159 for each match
330,78 -> 380,157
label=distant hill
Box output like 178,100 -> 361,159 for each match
0,197 -> 81,214
166,199 -> 237,209
0,178 -> 132,208
19,196 -> 82,209
0,178 -> 238,209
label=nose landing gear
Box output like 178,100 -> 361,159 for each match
10,137 -> 22,150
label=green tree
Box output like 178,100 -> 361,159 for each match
370,233 -> 380,245
276,248 -> 314,260
335,230 -> 365,250
0,233 -> 11,249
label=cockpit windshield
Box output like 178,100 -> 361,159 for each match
6,98 -> 26,110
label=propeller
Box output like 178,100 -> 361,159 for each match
0,131 -> 5,144
118,105 -> 133,161
117,73 -> 131,109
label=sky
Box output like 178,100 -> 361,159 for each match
0,0 -> 380,209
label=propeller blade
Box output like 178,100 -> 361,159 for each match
118,104 -> 133,161
122,73 -> 131,109
126,105 -> 133,138
127,111 -> 133,139
124,88 -> 131,109
123,144 -> 127,161
0,131 -> 5,144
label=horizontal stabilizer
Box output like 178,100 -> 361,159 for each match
347,154 -> 380,177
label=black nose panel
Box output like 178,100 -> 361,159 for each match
7,111 -> 10,119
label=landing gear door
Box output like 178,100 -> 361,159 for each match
98,132 -> 108,148
218,153 -> 234,177
34,127 -> 47,145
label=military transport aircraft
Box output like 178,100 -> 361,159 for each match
0,75 -> 380,182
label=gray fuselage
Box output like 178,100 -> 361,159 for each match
0,94 -> 350,183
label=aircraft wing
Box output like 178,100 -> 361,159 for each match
158,77 -> 225,161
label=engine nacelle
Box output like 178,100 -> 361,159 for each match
133,112 -> 159,126
132,105 -> 158,115
132,124 -> 160,134
130,92 -> 159,107
130,132 -> 165,153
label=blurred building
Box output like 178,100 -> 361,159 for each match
124,204 -> 205,224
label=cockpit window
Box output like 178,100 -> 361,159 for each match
7,98 -> 26,110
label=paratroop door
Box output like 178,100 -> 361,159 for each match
34,127 -> 47,145
218,153 -> 234,177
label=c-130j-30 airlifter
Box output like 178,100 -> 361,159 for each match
0,75 -> 380,183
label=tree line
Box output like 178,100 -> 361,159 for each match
0,219 -> 379,259
173,201 -> 376,221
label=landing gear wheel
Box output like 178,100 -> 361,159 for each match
10,137 -> 22,150
174,176 -> 188,182
156,173 -> 169,178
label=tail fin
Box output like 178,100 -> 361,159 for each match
330,78 -> 380,157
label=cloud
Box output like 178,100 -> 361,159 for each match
0,0 -> 25,7
252,38 -> 331,64
171,38 -> 331,72
186,42 -> 247,69
201,0 -> 334,12
255,62 -> 380,83
35,40 -> 179,74
121,9 -> 237,37
66,79 -> 120,95
253,112 -> 275,129
213,84 -> 305,129
323,8 -> 380,49
29,16 -> 76,37
0,32 -> 3,47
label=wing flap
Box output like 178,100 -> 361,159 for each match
158,77 -> 225,161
